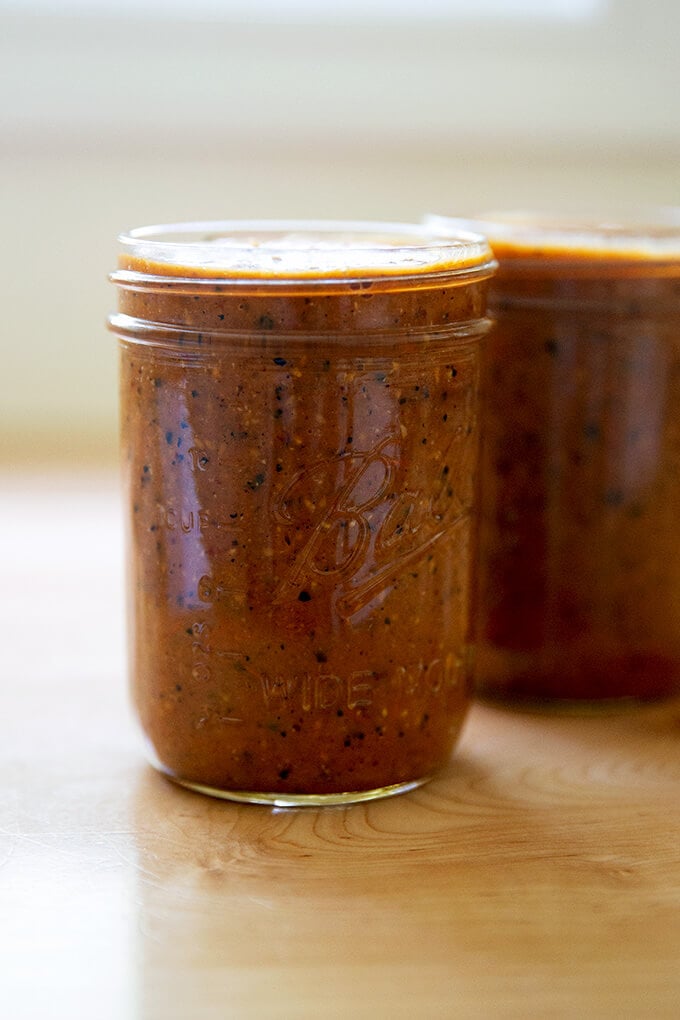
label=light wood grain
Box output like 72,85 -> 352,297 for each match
2,471 -> 680,1020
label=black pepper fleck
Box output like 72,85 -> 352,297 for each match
246,472 -> 266,491
604,488 -> 625,507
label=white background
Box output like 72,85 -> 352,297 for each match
1,0 -> 678,464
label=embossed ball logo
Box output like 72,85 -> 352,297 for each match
272,433 -> 472,619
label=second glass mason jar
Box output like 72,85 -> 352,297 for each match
430,211 -> 680,702
109,220 -> 496,804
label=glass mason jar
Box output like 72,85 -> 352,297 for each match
109,220 -> 496,804
430,211 -> 680,702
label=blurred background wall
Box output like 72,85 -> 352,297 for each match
1,0 -> 678,466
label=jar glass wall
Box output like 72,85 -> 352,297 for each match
429,211 -> 680,702
109,220 -> 496,803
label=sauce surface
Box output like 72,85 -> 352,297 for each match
112,227 -> 493,799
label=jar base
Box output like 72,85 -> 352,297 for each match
166,772 -> 430,807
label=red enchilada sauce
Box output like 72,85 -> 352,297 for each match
434,213 -> 680,701
109,222 -> 495,803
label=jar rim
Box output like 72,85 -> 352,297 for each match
115,218 -> 495,282
425,209 -> 680,261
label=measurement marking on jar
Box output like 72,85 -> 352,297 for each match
195,714 -> 244,727
188,622 -> 248,724
159,506 -> 246,534
197,575 -> 248,604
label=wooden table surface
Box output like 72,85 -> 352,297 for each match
2,470 -> 680,1020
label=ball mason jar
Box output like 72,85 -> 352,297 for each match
429,211 -> 680,702
109,220 -> 496,804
